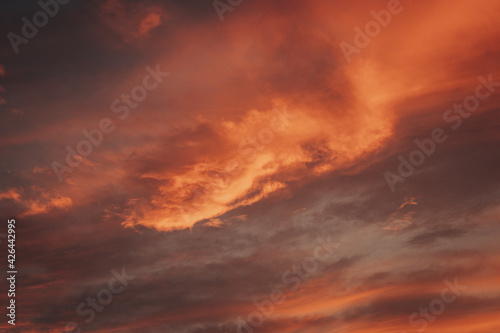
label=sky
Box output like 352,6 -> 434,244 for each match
0,0 -> 499,332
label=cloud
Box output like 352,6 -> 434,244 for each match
1,0 -> 500,332
135,12 -> 163,36
407,227 -> 468,247
0,187 -> 72,217
0,188 -> 21,202
99,0 -> 167,41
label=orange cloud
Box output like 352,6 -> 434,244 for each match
118,95 -> 393,231
38,0 -> 500,234
0,187 -> 72,217
135,12 -> 163,37
0,188 -> 21,202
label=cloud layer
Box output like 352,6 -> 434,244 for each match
0,0 -> 500,332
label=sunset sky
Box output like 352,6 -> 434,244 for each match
1,0 -> 500,332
